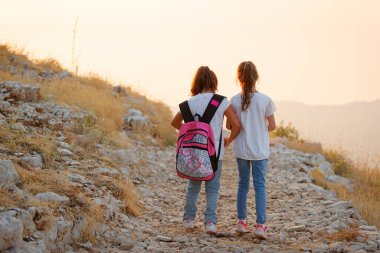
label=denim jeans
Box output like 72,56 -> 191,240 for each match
183,160 -> 222,224
236,158 -> 268,224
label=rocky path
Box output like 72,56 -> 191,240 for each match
124,141 -> 380,253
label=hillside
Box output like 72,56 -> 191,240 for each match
275,100 -> 380,165
0,45 -> 379,252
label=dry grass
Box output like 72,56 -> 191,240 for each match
312,162 -> 380,228
14,163 -> 77,197
287,139 -> 323,154
128,97 -> 176,146
33,58 -> 64,72
1,43 -> 176,146
272,121 -> 299,140
0,125 -> 57,168
112,177 -> 141,216
92,174 -> 142,216
321,223 -> 362,242
272,122 -> 380,228
40,79 -> 125,139
0,188 -> 20,207
324,149 -> 354,176
79,195 -> 104,243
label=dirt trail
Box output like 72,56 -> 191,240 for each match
126,142 -> 380,253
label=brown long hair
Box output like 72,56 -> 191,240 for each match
237,61 -> 259,111
190,66 -> 218,96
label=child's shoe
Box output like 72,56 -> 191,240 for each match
254,224 -> 268,240
183,218 -> 195,229
205,221 -> 216,234
236,219 -> 250,233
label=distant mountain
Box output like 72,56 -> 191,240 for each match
275,100 -> 380,165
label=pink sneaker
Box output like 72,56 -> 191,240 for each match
205,221 -> 216,234
183,218 -> 195,229
254,224 -> 268,240
236,220 -> 250,233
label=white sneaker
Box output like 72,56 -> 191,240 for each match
183,218 -> 195,229
236,220 -> 250,233
254,224 -> 268,240
205,221 -> 216,234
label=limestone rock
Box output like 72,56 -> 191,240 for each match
21,154 -> 44,169
327,174 -> 354,192
0,212 -> 23,251
124,108 -> 148,129
318,161 -> 334,176
0,160 -> 20,188
35,192 -> 69,203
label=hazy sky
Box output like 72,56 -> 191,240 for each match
1,0 -> 380,107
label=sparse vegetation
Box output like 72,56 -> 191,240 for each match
0,43 -> 176,146
324,148 -> 353,176
311,152 -> 380,228
272,121 -> 323,154
274,122 -> 380,228
320,223 -> 362,242
0,125 -> 58,168
273,121 -> 299,140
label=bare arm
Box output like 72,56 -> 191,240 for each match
226,106 -> 236,130
267,114 -> 276,131
171,112 -> 183,130
224,105 -> 241,147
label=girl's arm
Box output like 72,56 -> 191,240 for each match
226,106 -> 236,130
224,105 -> 241,147
267,114 -> 276,131
171,112 -> 183,130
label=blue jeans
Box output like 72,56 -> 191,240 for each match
236,158 -> 268,224
183,160 -> 222,224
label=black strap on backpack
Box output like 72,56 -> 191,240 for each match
179,101 -> 193,123
201,94 -> 225,161
179,94 -> 226,160
200,94 -> 225,124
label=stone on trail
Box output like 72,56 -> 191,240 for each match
156,235 -> 172,242
285,225 -> 306,233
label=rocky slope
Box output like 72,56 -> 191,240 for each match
1,80 -> 379,252
0,54 -> 379,252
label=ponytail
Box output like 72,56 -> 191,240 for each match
237,61 -> 259,111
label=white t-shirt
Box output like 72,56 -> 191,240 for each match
230,92 -> 276,160
185,93 -> 230,160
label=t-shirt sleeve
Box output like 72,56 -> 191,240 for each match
221,98 -> 230,113
265,97 -> 276,116
229,96 -> 237,111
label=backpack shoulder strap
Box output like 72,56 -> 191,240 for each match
179,101 -> 194,123
201,94 -> 226,124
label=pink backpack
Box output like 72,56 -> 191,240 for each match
176,94 -> 225,181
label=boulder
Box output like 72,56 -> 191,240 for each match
0,160 -> 20,188
95,167 -> 119,175
0,81 -> 40,102
21,154 -> 44,169
327,174 -> 354,192
35,192 -> 69,203
318,161 -> 334,177
0,212 -> 23,251
124,108 -> 148,129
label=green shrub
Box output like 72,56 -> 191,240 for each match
273,121 -> 299,140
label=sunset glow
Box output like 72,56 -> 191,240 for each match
1,0 -> 379,107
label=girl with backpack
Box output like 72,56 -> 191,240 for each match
171,66 -> 240,234
227,61 -> 276,239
